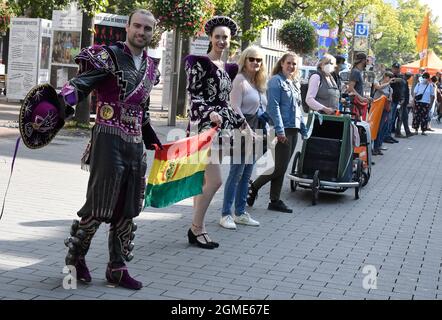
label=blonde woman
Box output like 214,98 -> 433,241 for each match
220,46 -> 267,229
247,52 -> 302,213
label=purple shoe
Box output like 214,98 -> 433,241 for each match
105,263 -> 142,290
75,257 -> 91,283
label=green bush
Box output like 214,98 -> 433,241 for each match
278,18 -> 316,55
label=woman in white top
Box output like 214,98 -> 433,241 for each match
306,54 -> 340,114
220,46 -> 267,230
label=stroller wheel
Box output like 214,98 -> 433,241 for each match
312,170 -> 320,206
361,171 -> 369,187
355,160 -> 362,200
290,152 -> 300,192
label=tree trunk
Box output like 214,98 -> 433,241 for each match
241,0 -> 252,50
74,12 -> 93,126
176,36 -> 190,117
337,18 -> 344,54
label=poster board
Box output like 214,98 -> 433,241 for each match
353,36 -> 369,52
93,13 -> 127,46
190,35 -> 210,56
90,13 -> 128,112
38,19 -> 52,84
50,3 -> 82,90
7,18 -> 40,100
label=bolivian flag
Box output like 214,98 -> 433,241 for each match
144,127 -> 218,208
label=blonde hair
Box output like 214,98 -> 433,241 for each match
317,53 -> 336,73
272,52 -> 299,81
237,46 -> 267,93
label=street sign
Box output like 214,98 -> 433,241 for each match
355,23 -> 370,37
353,36 -> 369,51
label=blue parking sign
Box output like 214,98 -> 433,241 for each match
355,23 -> 369,37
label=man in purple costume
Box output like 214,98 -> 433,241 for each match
60,9 -> 162,290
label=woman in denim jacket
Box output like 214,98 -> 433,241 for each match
247,52 -> 302,213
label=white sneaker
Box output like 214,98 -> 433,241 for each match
234,212 -> 260,227
219,215 -> 237,229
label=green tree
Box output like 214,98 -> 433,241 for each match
106,0 -> 153,15
7,0 -> 69,19
0,1 -> 14,33
278,17 -> 316,54
371,0 -> 442,65
308,0 -> 379,54
211,0 -> 312,48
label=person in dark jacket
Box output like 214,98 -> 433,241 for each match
383,62 -> 404,142
394,70 -> 414,138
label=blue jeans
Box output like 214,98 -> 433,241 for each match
222,163 -> 255,216
374,110 -> 388,150
300,121 -> 308,138
385,102 -> 399,137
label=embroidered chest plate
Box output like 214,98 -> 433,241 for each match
96,101 -> 143,137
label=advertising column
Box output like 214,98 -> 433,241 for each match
38,19 -> 52,85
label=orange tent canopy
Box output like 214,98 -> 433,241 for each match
400,50 -> 442,75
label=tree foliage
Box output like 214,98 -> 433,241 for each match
278,17 -> 316,54
211,0 -> 311,45
0,1 -> 14,33
152,0 -> 214,37
306,0 -> 379,53
6,0 -> 69,19
371,0 -> 442,65
105,0 -> 154,15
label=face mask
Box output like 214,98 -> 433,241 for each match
422,78 -> 429,84
339,64 -> 346,71
323,64 -> 334,74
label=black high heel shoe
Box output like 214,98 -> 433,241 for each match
187,229 -> 219,249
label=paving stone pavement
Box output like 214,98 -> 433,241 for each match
1,100 -> 442,300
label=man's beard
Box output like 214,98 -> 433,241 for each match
128,35 -> 149,49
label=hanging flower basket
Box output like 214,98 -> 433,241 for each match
278,18 -> 317,55
153,0 -> 215,37
0,2 -> 12,34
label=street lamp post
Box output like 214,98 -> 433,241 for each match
168,29 -> 181,126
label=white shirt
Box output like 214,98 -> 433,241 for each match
230,73 -> 267,117
414,81 -> 434,104
133,53 -> 143,70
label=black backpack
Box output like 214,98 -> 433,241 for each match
301,71 -> 322,113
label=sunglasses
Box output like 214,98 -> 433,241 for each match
247,57 -> 263,63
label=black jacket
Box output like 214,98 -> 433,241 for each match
390,74 -> 407,104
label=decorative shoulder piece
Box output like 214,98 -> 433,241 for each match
75,45 -> 116,74
226,63 -> 239,81
184,54 -> 210,71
